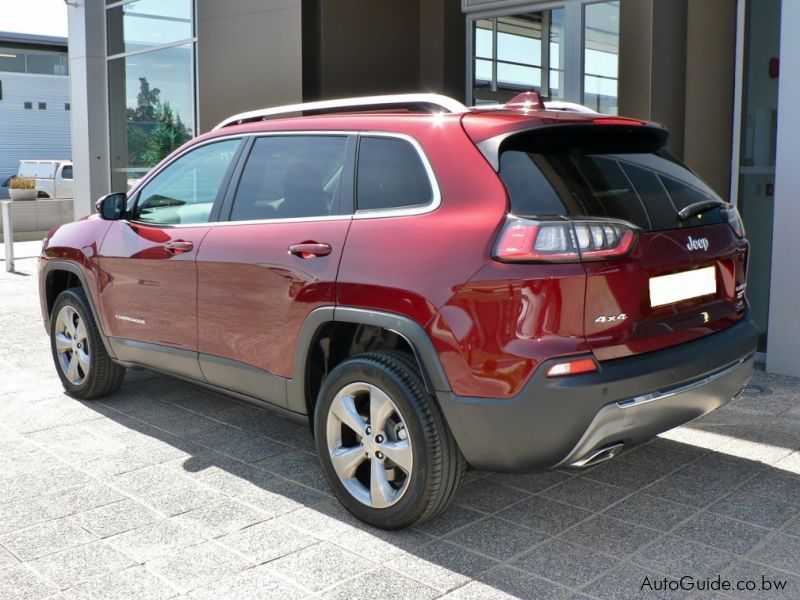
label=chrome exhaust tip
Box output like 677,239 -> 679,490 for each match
569,442 -> 625,468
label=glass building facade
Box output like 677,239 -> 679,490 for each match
106,0 -> 196,191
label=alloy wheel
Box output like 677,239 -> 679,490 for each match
54,305 -> 90,385
326,381 -> 413,508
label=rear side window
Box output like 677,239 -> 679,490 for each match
499,133 -> 725,231
357,136 -> 433,211
61,166 -> 73,180
230,135 -> 347,221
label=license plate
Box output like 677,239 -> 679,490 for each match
649,266 -> 716,308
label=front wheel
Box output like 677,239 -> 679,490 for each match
315,351 -> 465,529
50,288 -> 126,399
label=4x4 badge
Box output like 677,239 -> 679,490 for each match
594,313 -> 627,324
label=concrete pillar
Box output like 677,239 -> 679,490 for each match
66,1 -> 110,219
618,0 -> 688,157
766,0 -> 800,376
683,0 -> 737,200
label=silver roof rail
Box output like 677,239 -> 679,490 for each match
542,100 -> 599,114
213,93 -> 469,130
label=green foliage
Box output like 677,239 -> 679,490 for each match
126,77 -> 191,168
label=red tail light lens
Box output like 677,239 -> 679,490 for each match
546,357 -> 598,377
723,205 -> 745,238
493,218 -> 638,263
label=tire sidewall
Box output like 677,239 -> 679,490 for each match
50,289 -> 98,397
315,357 -> 433,529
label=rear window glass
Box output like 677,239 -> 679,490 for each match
499,135 -> 724,231
357,137 -> 433,211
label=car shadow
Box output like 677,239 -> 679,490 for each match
76,366 -> 800,599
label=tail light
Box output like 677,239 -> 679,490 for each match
723,205 -> 746,238
493,217 -> 638,263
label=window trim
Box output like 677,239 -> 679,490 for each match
353,132 -> 442,219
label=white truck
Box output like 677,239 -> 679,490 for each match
12,160 -> 74,199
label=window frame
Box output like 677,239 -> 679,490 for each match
353,132 -> 442,219
127,135 -> 246,227
218,132 -> 358,224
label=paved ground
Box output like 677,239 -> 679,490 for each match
3,256 -> 800,599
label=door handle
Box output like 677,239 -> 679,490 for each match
165,240 -> 194,254
288,242 -> 332,259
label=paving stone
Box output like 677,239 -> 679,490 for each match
0,497 -> 61,535
512,538 -> 620,587
323,566 -> 438,599
0,565 -> 57,600
146,541 -> 251,594
63,565 -> 177,600
441,579 -> 533,599
106,517 -> 207,563
0,545 -> 16,570
710,490 -> 798,529
541,476 -> 630,511
137,482 -> 224,517
190,425 -> 290,463
618,444 -> 701,473
676,512 -> 771,555
478,566 -> 571,600
72,499 -> 160,538
413,504 -> 484,537
486,471 -> 571,494
742,471 -> 800,505
675,454 -> 763,487
559,514 -> 661,557
645,474 -> 732,507
269,541 -> 376,592
604,493 -> 693,532
45,483 -> 126,518
633,535 -> 736,580
110,464 -> 187,495
218,519 -> 318,563
14,466 -> 94,496
32,541 -> 134,590
497,495 -> 592,535
445,516 -> 547,561
171,499 -> 266,538
387,540 -> 499,592
583,459 -> 665,489
454,480 -> 530,514
724,561 -> 800,598
276,503 -> 363,540
0,518 -> 96,561
188,564 -> 307,600
749,533 -> 800,574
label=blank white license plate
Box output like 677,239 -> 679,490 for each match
649,266 -> 716,308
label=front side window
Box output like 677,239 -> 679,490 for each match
61,166 -> 73,180
356,137 -> 433,211
133,139 -> 240,225
230,136 -> 348,221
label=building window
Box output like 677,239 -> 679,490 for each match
106,0 -> 196,192
472,9 -> 564,105
0,46 -> 68,75
468,0 -> 619,113
38,102 -> 46,110
583,1 -> 620,114
65,103 -> 70,111
24,101 -> 32,109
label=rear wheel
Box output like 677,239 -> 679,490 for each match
50,288 -> 125,399
315,351 -> 465,529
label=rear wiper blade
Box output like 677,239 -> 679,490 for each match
677,200 -> 724,221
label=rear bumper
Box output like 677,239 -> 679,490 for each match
435,318 -> 757,472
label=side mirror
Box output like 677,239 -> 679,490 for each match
95,192 -> 127,220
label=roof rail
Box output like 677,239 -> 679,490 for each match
542,100 -> 599,114
212,93 -> 468,130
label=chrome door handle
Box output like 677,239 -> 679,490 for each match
165,240 -> 194,254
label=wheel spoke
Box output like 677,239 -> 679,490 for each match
66,353 -> 80,382
369,385 -> 394,433
330,446 -> 366,480
75,319 -> 87,344
76,348 -> 90,373
370,458 -> 394,509
64,309 -> 77,337
54,333 -> 71,353
380,439 -> 413,473
331,393 -> 367,437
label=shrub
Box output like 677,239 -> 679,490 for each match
10,176 -> 35,190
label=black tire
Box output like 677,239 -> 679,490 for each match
314,350 -> 465,529
49,288 -> 126,399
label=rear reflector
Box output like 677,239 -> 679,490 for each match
493,217 -> 638,263
546,358 -> 598,377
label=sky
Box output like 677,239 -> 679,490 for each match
0,0 -> 68,38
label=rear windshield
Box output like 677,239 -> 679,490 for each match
499,129 -> 725,231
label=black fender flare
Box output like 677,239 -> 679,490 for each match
286,306 -> 452,414
42,260 -> 117,359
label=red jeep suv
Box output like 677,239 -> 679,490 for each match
39,92 -> 756,529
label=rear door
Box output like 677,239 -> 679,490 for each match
499,126 -> 748,361
195,133 -> 354,406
